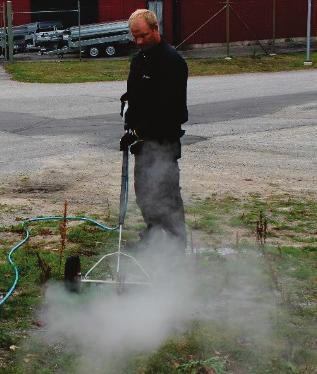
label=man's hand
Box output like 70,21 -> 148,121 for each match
120,92 -> 128,118
120,132 -> 137,151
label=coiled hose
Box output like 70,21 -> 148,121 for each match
0,149 -> 129,307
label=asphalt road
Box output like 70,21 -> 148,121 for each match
0,68 -> 316,190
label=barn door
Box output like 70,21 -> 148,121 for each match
148,1 -> 163,35
31,0 -> 98,27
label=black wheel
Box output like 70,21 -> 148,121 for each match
64,255 -> 81,292
87,46 -> 100,58
105,45 -> 116,57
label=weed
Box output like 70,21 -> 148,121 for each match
256,211 -> 267,245
59,201 -> 68,273
176,357 -> 227,373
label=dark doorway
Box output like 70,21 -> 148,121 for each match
31,0 -> 98,28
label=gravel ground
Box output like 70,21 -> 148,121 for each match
0,67 -> 317,223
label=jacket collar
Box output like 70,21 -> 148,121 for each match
139,40 -> 166,58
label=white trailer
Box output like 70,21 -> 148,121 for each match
61,20 -> 133,58
1,21 -> 64,55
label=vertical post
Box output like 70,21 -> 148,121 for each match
78,0 -> 82,62
271,0 -> 276,54
2,2 -> 8,60
304,0 -> 312,65
6,1 -> 13,63
225,0 -> 231,59
1,4 -> 3,52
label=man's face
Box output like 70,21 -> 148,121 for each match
130,17 -> 161,50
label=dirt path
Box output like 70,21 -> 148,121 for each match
1,120 -> 316,227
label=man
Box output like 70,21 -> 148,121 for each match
120,9 -> 188,252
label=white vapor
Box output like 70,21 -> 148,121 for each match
38,236 -> 277,373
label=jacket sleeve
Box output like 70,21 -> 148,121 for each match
125,57 -> 139,131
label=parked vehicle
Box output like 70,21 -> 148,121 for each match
61,20 -> 133,58
0,24 -> 31,54
0,21 -> 63,55
25,29 -> 65,52
1,20 -> 133,58
0,28 -> 6,55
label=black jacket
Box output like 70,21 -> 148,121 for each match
125,41 -> 188,141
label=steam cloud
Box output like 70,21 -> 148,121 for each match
37,235 -> 277,373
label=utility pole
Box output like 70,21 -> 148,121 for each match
6,1 -> 13,63
271,0 -> 276,55
2,2 -> 8,60
304,0 -> 312,65
78,0 -> 82,62
225,0 -> 232,60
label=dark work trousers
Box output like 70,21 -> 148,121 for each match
133,140 -> 187,251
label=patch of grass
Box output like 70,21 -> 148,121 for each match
188,212 -> 219,233
292,265 -> 315,280
28,220 -> 61,236
187,52 -> 317,76
5,59 -> 131,83
67,222 -> 118,249
291,235 -> 317,244
122,323 -> 229,374
0,327 -> 15,349
186,193 -> 317,250
184,193 -> 317,373
4,52 -> 317,83
0,217 -> 120,371
1,194 -> 317,373
10,337 -> 78,374
136,318 -> 317,374
0,223 -> 24,234
186,195 -> 240,236
176,357 -> 226,374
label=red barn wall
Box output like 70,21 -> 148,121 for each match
276,0 -> 307,38
229,0 -> 273,42
3,0 -> 317,43
1,0 -> 31,25
313,1 -> 317,36
98,0 -> 146,22
180,0 -> 226,44
163,0 -> 173,44
179,0 -> 315,45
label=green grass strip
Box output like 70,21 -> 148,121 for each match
3,52 -> 317,83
